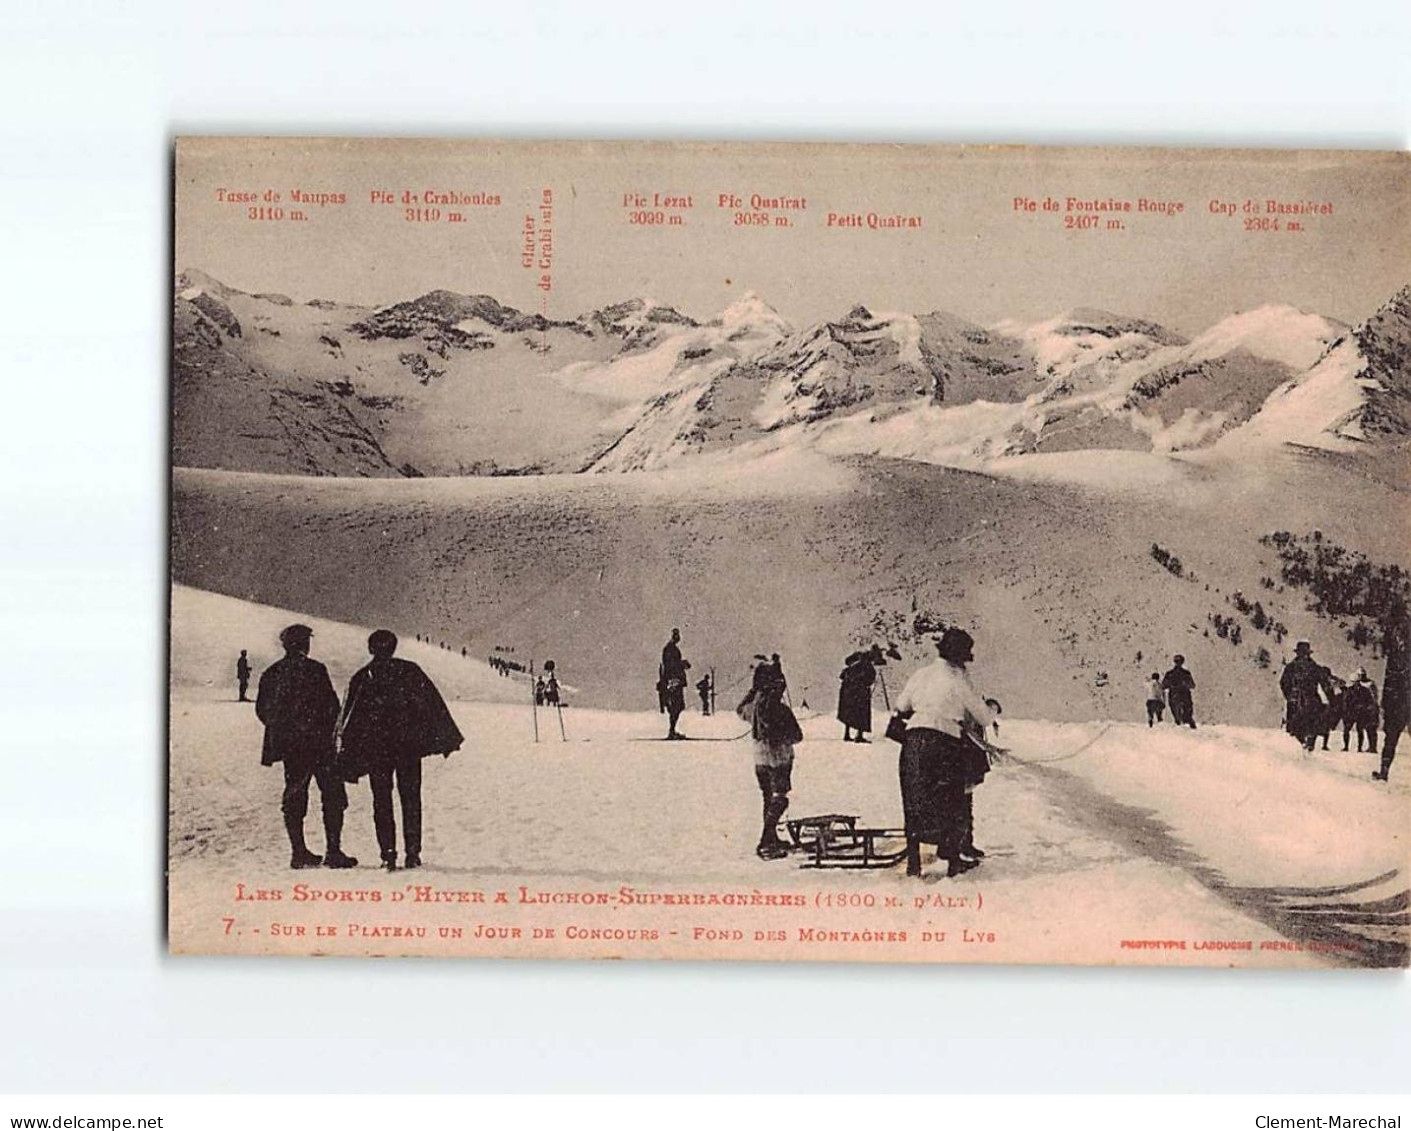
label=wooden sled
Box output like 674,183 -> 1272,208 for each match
783,814 -> 909,869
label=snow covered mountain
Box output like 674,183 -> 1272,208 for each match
1216,286 -> 1411,454
172,269 -> 1406,479
583,301 -> 1033,472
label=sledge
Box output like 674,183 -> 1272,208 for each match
783,814 -> 909,869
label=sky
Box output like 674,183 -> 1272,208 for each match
176,139 -> 1410,335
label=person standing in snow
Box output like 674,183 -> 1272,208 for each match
255,624 -> 356,870
837,650 -> 877,743
1161,655 -> 1197,729
659,627 -> 691,740
1144,672 -> 1165,727
336,629 -> 463,871
1341,667 -> 1380,753
236,649 -> 252,702
890,628 -> 996,879
1315,674 -> 1345,751
737,652 -> 803,860
1280,641 -> 1334,752
1375,616 -> 1409,781
696,673 -> 713,715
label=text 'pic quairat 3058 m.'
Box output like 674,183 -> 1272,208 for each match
169,139 -> 1411,966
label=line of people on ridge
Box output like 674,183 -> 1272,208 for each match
253,624 -> 463,871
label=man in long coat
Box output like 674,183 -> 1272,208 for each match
659,628 -> 690,740
1280,641 -> 1334,752
337,629 -> 463,870
255,624 -> 356,869
1375,617 -> 1409,781
1161,655 -> 1197,728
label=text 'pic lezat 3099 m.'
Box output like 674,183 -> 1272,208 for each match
169,138 -> 1411,966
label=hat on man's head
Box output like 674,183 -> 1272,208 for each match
936,627 -> 975,664
1173,654 -> 1185,664
1295,640 -> 1312,655
279,623 -> 313,649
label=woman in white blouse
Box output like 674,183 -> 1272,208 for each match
891,628 -> 995,878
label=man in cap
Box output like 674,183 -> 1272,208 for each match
337,629 -> 463,871
659,627 -> 691,740
255,624 -> 357,869
1161,655 -> 1197,729
1280,640 -> 1334,752
236,649 -> 251,702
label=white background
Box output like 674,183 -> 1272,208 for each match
1,0 -> 1408,1094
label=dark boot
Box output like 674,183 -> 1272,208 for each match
381,851 -> 398,872
756,795 -> 790,859
905,835 -> 922,878
322,811 -> 358,869
285,815 -> 322,869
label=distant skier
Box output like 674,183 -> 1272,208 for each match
1161,655 -> 1197,729
696,673 -> 713,715
1341,667 -> 1380,753
337,629 -> 463,872
542,661 -> 560,706
1280,641 -> 1335,752
1144,672 -> 1165,727
236,649 -> 251,702
737,652 -> 803,859
837,650 -> 877,743
1374,616 -> 1409,781
255,624 -> 356,870
534,676 -> 547,706
659,628 -> 691,740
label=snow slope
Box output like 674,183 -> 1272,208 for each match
169,588 -> 1408,965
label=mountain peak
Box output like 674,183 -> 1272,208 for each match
1189,304 -> 1347,371
715,291 -> 792,336
175,267 -> 242,302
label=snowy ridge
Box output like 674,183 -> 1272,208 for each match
1217,287 -> 1411,452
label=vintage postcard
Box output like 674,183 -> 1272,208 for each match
170,138 -> 1409,965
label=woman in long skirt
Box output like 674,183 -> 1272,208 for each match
890,628 -> 995,878
837,651 -> 876,742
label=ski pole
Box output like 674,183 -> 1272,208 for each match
529,661 -> 540,743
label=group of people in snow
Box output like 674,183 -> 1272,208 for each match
728,629 -> 1001,879
251,624 -> 462,872
533,663 -> 561,707
1142,655 -> 1198,728
1278,629 -> 1408,780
